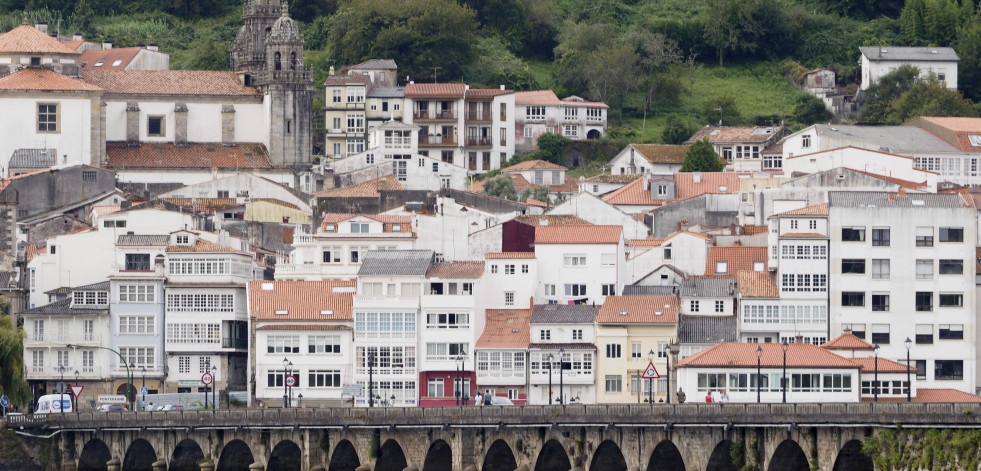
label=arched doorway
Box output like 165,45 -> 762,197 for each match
423,440 -> 452,471
268,440 -> 302,471
534,439 -> 571,471
115,383 -> 136,404
646,440 -> 685,471
768,440 -> 809,471
589,440 -> 627,471
482,440 -> 517,471
328,439 -> 361,471
123,439 -> 156,471
832,440 -> 873,471
587,129 -> 602,140
376,440 -> 408,471
170,439 -> 205,471
706,440 -> 740,471
217,439 -> 256,471
78,439 -> 112,471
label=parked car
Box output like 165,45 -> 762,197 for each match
97,404 -> 127,412
489,396 -> 514,406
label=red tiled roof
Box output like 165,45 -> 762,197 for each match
485,252 -> 535,259
82,69 -> 261,96
687,125 -> 782,144
777,203 -> 829,216
736,271 -> 778,298
167,239 -> 250,255
674,172 -> 743,199
466,88 -> 513,97
705,246 -> 767,275
404,83 -> 466,98
525,198 -> 549,208
627,238 -> 667,247
476,308 -> 532,348
910,389 -> 981,403
677,342 -> 861,369
106,142 -> 271,169
535,225 -> 622,244
0,25 -> 80,54
426,261 -> 485,279
780,233 -> 827,238
596,296 -> 679,324
61,40 -> 87,51
314,175 -> 403,198
256,324 -> 352,331
319,213 -> 412,232
742,225 -> 768,235
602,177 -> 669,206
822,333 -> 875,350
849,357 -> 915,373
79,47 -> 152,70
504,160 -> 567,171
515,90 -> 562,105
248,280 -> 357,320
92,205 -> 121,217
0,67 -> 102,91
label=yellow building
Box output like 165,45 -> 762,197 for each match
594,296 -> 679,404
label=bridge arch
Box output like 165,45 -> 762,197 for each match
482,439 -> 517,471
423,439 -> 453,471
123,439 -> 157,471
78,438 -> 112,471
217,439 -> 256,471
646,440 -> 685,471
831,440 -> 873,471
534,439 -> 572,471
767,440 -> 809,471
170,439 -> 206,471
376,439 -> 408,471
589,440 -> 627,471
329,439 -> 361,471
706,440 -> 740,471
268,440 -> 302,471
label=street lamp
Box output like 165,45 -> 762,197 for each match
129,363 -> 136,412
781,340 -> 789,403
558,348 -> 565,405
212,365 -> 217,410
367,352 -> 375,408
73,370 -> 79,412
873,344 -> 880,403
297,393 -> 303,408
755,345 -> 763,403
647,349 -> 655,404
664,343 -> 672,404
546,353 -> 554,405
281,357 -> 288,408
905,337 -> 912,402
140,366 -> 146,411
455,354 -> 468,406
287,361 -> 293,408
57,364 -> 66,414
67,344 -> 134,411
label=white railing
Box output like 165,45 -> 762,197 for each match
354,331 -> 416,340
354,367 -> 417,376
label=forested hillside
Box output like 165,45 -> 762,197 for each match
3,0 -> 981,142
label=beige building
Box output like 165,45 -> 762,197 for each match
593,295 -> 679,404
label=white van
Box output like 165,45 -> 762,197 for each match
34,394 -> 73,414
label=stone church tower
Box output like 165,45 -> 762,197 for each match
230,0 -> 313,167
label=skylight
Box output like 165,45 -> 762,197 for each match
112,60 -> 122,67
968,135 -> 981,146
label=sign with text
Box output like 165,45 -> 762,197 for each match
342,384 -> 362,396
97,395 -> 126,404
201,373 -> 214,386
285,375 -> 296,387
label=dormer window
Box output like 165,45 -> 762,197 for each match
392,224 -> 401,232
30,57 -> 40,66
176,235 -> 190,245
323,224 -> 336,231
715,261 -> 728,274
275,310 -> 289,315
73,291 -> 107,306
350,222 -> 369,233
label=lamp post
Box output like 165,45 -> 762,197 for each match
454,354 -> 462,406
664,343 -> 672,404
558,348 -> 565,405
212,365 -> 217,410
66,344 -> 133,411
57,364 -> 65,414
297,393 -> 303,408
905,337 -> 912,402
281,357 -> 288,408
647,349 -> 655,404
129,362 -> 136,412
546,353 -> 554,405
781,340 -> 788,403
755,346 -> 763,403
287,361 -> 293,408
140,366 -> 146,411
367,352 -> 375,408
73,370 -> 79,412
873,344 -> 880,403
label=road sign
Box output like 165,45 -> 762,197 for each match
0,396 -> 8,407
56,381 -> 67,394
201,372 -> 214,386
285,375 -> 297,387
642,362 -> 661,379
140,387 -> 148,395
97,395 -> 126,404
342,384 -> 362,396
70,385 -> 84,398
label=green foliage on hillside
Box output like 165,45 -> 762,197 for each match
681,139 -> 725,172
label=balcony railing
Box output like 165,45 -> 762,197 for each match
415,110 -> 455,120
419,136 -> 457,146
467,112 -> 491,122
466,137 -> 492,147
384,137 -> 413,148
355,367 -> 417,376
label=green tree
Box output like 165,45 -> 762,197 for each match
520,185 -> 550,203
662,116 -> 696,145
535,133 -> 571,164
681,139 -> 725,172
484,175 -> 518,201
955,19 -> 981,101
885,78 -> 978,123
0,299 -> 30,407
861,64 -> 921,122
792,93 -> 831,126
700,94 -> 741,125
466,36 -> 536,90
70,0 -> 95,34
553,21 -> 641,117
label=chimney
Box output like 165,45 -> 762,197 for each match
73,32 -> 83,41
147,43 -> 158,51
500,84 -> 505,90
102,41 -> 112,50
693,172 -> 701,183
328,65 -> 335,76
888,192 -> 895,202
679,219 -> 690,232
464,84 -> 470,91
733,241 -> 742,247
35,22 -> 47,33
897,188 -> 907,198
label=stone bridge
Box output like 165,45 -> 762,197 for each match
8,402 -> 981,471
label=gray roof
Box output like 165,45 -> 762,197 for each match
370,120 -> 419,132
21,298 -> 108,316
811,125 -> 959,153
9,149 -> 56,168
622,285 -> 678,296
678,314 -> 737,344
73,281 -> 110,292
358,250 -> 434,276
680,277 -> 734,298
367,87 -> 405,98
828,191 -> 967,209
860,46 -> 959,62
117,234 -> 170,245
531,304 -> 599,324
350,59 -> 397,70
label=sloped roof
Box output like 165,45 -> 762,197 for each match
248,280 -> 356,321
680,277 -> 734,297
621,285 -> 678,296
859,46 -> 959,62
678,314 -> 737,344
909,389 -> 981,403
349,59 -> 397,70
485,252 -> 535,259
849,169 -> 928,190
314,175 -> 403,198
22,298 -> 108,316
466,88 -> 513,97
0,25 -> 80,54
117,234 -> 169,246
583,174 -> 642,184
687,126 -> 782,144
515,90 -> 562,105
79,47 -> 153,70
512,215 -> 589,226
736,271 -> 778,298
628,144 -> 691,164
106,142 -> 271,169
674,172 -> 743,199
677,342 -> 860,369
82,69 -> 261,96
0,67 -> 102,91
535,225 -> 622,244
705,246 -> 767,275
504,160 -> 567,171
9,148 -> 56,168
776,203 -> 829,217
426,261 -> 485,279
324,74 -> 370,86
849,357 -> 914,373
476,308 -> 531,349
366,87 -> 404,98
602,178 -> 669,206
358,250 -> 434,276
596,296 -> 679,324
167,239 -> 250,255
404,83 -> 466,98
821,333 -> 875,350
828,191 -> 967,209
319,213 -> 412,232
531,304 -> 598,324
810,125 -> 959,153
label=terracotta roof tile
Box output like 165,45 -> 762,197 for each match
426,261 -> 485,279
485,252 -> 535,259
910,388 -> 981,403
584,174 -> 642,184
79,47 -> 150,69
515,90 -> 562,105
82,69 -> 261,96
0,25 -> 80,54
404,83 -> 466,98
167,239 -> 250,255
324,75 -> 370,86
314,175 -> 403,198
106,142 -> 271,169
256,324 -> 352,331
629,144 -> 691,164
504,160 -> 567,171
736,271 -> 778,298
602,177 -> 669,206
687,125 -> 782,144
476,308 -> 531,348
674,172 -> 744,199
163,198 -> 238,211
535,225 -> 622,244
525,198 -> 549,208
0,67 -> 102,91
466,88 -> 513,97
248,280 -> 356,320
821,333 -> 875,350
596,295 -> 679,324
776,203 -> 829,216
319,213 -> 412,232
705,246 -> 767,275
677,342 -> 860,369
92,205 -> 121,217
512,215 -> 589,226
849,357 -> 915,373
742,225 -> 768,235
976,247 -> 981,274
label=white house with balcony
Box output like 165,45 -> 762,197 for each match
533,225 -> 625,305
514,90 -> 608,152
859,46 -> 958,91
475,306 -> 531,405
528,304 -> 598,405
275,214 -> 417,281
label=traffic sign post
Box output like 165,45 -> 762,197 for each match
642,362 -> 661,379
285,375 -> 296,387
0,395 -> 8,419
70,385 -> 84,412
202,373 -> 213,410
